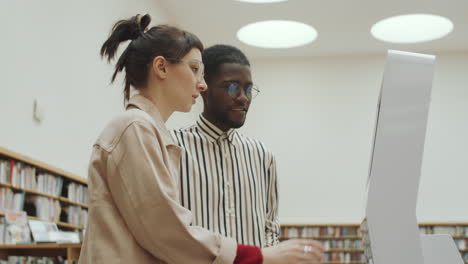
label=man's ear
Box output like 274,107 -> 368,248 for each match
151,56 -> 167,79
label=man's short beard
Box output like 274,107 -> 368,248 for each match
218,111 -> 245,129
228,119 -> 245,129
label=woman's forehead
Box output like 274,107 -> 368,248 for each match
183,48 -> 202,60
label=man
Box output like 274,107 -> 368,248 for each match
172,44 -> 279,247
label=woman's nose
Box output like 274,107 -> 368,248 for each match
198,78 -> 208,92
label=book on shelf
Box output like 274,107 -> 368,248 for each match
0,188 -> 25,212
0,160 -> 10,184
0,147 -> 87,262
51,231 -> 80,244
24,195 -> 61,222
61,205 -> 88,227
420,225 -> 468,237
0,256 -> 77,264
3,210 -> 31,244
65,183 -> 88,204
28,219 -> 59,243
281,223 -> 468,263
454,238 -> 467,250
0,154 -> 88,230
280,225 -> 362,239
324,251 -> 365,262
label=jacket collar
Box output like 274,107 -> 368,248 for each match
126,94 -> 174,145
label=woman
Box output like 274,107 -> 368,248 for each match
79,14 -> 324,264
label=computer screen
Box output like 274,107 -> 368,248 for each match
363,50 -> 435,264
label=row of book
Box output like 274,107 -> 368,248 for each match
1,160 -> 39,187
282,225 -> 468,239
453,238 -> 468,250
0,160 -> 16,184
324,252 -> 365,262
0,211 -> 82,245
0,159 -> 64,197
66,183 -> 88,204
281,226 -> 361,238
64,205 -> 88,227
25,196 -> 88,227
323,239 -> 363,250
0,188 -> 24,212
0,212 -> 30,244
25,196 -> 61,222
2,191 -> 88,227
0,256 -> 77,264
420,225 -> 468,237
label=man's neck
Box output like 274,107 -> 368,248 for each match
201,112 -> 231,132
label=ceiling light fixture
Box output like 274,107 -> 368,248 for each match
371,14 -> 453,44
237,20 -> 317,49
235,0 -> 288,3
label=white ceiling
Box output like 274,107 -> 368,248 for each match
157,0 -> 468,59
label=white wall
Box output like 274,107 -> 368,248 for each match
169,51 -> 468,223
0,0 -> 169,177
1,1 -> 466,223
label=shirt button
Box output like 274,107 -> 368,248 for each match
226,182 -> 231,187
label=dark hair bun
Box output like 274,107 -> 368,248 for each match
138,14 -> 151,33
128,14 -> 151,40
101,14 -> 152,61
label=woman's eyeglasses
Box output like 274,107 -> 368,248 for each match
166,58 -> 205,83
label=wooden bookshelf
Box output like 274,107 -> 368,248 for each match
0,147 -> 86,185
0,212 -> 84,230
0,146 -> 88,261
0,244 -> 80,261
58,197 -> 88,209
281,223 -> 468,263
0,182 -> 88,210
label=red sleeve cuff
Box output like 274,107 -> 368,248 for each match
234,244 -> 263,264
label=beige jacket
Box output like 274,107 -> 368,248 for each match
79,95 -> 237,264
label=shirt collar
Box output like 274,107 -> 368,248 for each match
196,115 -> 237,144
125,94 -> 174,145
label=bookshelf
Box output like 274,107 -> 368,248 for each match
280,223 -> 468,264
0,146 -> 88,262
0,244 -> 81,262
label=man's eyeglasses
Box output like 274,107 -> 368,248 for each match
166,58 -> 205,83
224,81 -> 260,100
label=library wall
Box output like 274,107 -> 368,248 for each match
250,52 -> 468,223
0,0 -> 169,178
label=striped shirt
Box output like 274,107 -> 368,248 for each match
171,115 -> 280,247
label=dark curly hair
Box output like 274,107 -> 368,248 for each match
202,44 -> 250,84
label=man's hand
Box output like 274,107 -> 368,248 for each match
262,239 -> 325,264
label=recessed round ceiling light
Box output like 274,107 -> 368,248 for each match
371,14 -> 453,44
235,0 -> 288,3
237,20 -> 317,49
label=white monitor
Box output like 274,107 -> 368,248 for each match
362,50 -> 464,264
362,50 -> 435,264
